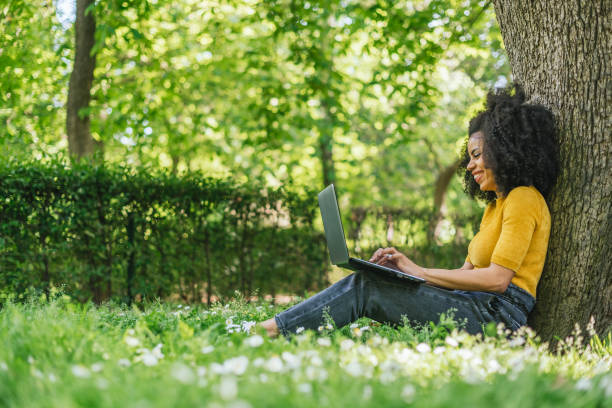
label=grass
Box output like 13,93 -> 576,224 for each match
0,293 -> 610,408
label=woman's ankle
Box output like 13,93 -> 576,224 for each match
260,318 -> 280,338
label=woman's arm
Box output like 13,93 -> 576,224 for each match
421,263 -> 514,293
370,247 -> 513,293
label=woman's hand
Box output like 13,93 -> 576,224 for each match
369,247 -> 426,278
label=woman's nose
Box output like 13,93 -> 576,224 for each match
467,159 -> 475,170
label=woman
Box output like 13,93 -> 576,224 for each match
260,85 -> 560,337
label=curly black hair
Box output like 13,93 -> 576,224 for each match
458,84 -> 560,202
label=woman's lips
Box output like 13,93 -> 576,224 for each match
472,172 -> 483,183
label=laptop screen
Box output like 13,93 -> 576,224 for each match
318,184 -> 350,265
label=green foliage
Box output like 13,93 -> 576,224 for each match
1,0 -> 512,302
0,0 -> 70,157
0,297 -> 609,407
0,158 -> 326,302
1,0 -> 510,189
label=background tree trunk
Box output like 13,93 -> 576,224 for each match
493,0 -> 611,340
428,158 -> 461,243
66,0 -> 97,158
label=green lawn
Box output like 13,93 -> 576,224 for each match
0,294 -> 610,407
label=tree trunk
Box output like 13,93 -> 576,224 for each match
126,212 -> 135,305
318,132 -> 336,188
428,158 -> 461,243
66,0 -> 97,158
493,0 -> 611,340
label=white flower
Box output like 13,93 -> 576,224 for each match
152,343 -> 164,359
224,356 -> 249,376
48,373 -> 57,383
350,323 -> 359,329
508,336 -> 526,347
340,339 -> 355,350
245,335 -> 264,348
380,371 -> 396,384
344,361 -> 363,377
310,355 -> 323,366
91,362 -> 104,373
0,362 -> 7,371
575,378 -> 592,391
241,321 -> 256,333
282,352 -> 300,370
445,336 -> 459,347
124,336 -> 140,347
171,363 -> 195,384
71,364 -> 91,378
259,373 -> 268,383
226,323 -> 241,333
325,324 -> 333,330
297,383 -> 312,394
210,362 -> 225,375
126,329 -> 135,335
363,385 -> 373,400
317,338 -> 331,347
317,326 -> 324,332
265,356 -> 284,372
219,377 -> 238,400
295,327 -> 305,334
457,348 -> 474,360
140,352 -> 159,366
599,375 -> 612,397
401,384 -> 416,402
197,366 -> 207,377
305,366 -> 328,381
96,378 -> 109,389
416,343 -> 431,353
27,356 -> 35,364
487,359 -> 502,373
368,335 -> 384,346
434,346 -> 446,355
201,345 -> 215,354
118,358 -> 131,367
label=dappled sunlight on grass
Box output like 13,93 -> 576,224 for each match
0,295 -> 609,407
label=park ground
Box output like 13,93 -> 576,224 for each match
0,294 -> 610,408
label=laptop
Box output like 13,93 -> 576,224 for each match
318,184 -> 425,283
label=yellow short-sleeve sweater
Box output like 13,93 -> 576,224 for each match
465,186 -> 551,297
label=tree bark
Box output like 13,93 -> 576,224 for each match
493,0 -> 611,340
428,158 -> 461,243
318,132 -> 336,188
66,0 -> 97,158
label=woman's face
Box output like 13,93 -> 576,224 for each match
466,131 -> 498,193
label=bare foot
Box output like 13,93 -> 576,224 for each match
260,317 -> 280,338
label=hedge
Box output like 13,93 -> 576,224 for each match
0,158 -> 327,303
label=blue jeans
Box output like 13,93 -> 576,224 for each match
275,270 -> 535,335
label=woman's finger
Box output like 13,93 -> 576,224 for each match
377,253 -> 395,265
369,248 -> 383,262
